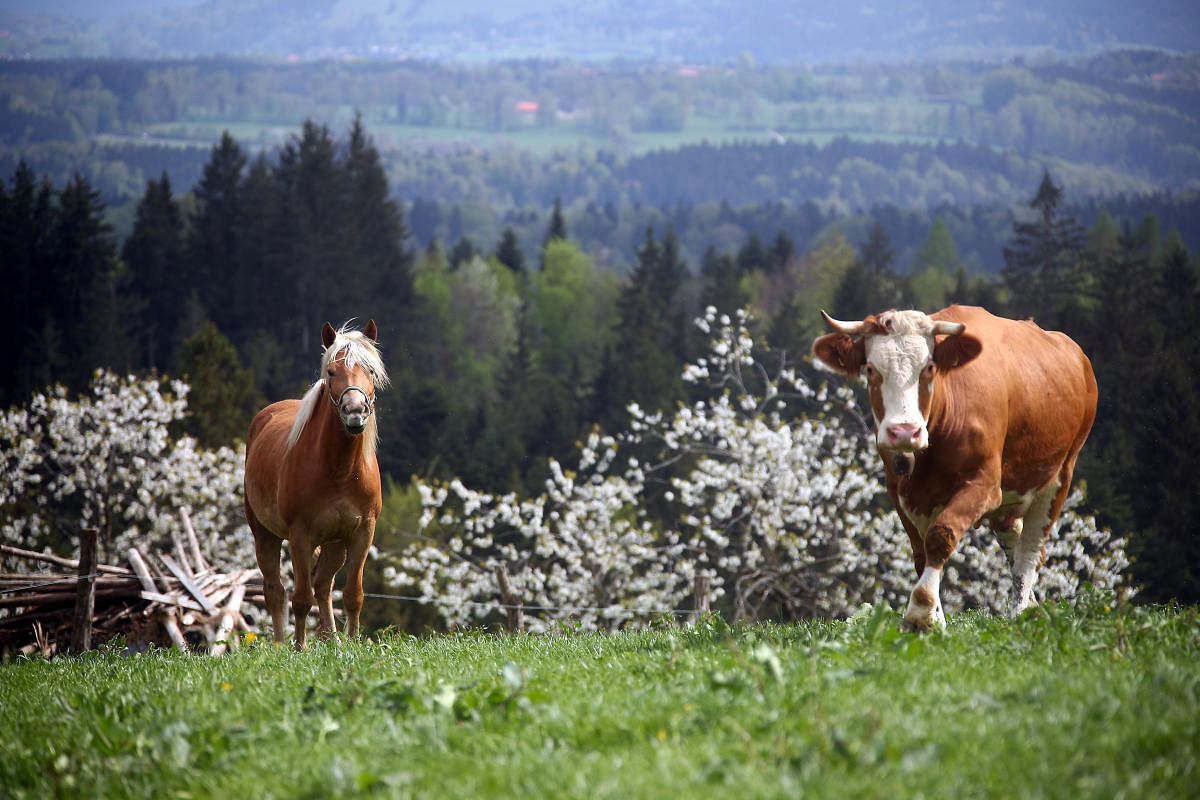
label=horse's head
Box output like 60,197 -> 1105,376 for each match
321,320 -> 386,436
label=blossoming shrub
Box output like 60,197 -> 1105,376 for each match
386,308 -> 1131,631
1,370 -> 250,569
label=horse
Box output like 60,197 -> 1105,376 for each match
243,320 -> 389,648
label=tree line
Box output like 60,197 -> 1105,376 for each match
2,119 -> 1196,604
4,50 -> 1199,255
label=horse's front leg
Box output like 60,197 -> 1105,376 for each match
289,528 -> 315,650
342,518 -> 377,638
312,542 -> 347,639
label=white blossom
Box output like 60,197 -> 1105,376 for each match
1,370 -> 250,570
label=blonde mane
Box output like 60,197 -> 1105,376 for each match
285,323 -> 389,459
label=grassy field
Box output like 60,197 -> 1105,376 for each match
1,591 -> 1196,799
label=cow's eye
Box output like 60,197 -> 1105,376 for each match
863,364 -> 877,379
923,362 -> 935,379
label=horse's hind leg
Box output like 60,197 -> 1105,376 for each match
342,520 -> 377,638
289,528 -> 315,650
312,542 -> 347,639
247,507 -> 287,643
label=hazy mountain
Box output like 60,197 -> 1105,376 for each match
5,0 -> 1199,63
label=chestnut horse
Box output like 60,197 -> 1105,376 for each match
244,320 -> 389,647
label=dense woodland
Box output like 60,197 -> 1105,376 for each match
3,51 -> 1200,271
1,108 -> 1197,604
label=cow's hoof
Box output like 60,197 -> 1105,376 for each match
900,603 -> 945,633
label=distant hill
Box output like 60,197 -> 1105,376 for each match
5,0 -> 1200,63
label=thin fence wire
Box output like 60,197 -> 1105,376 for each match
0,574 -> 104,595
363,591 -> 703,617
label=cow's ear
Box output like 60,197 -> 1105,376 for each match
933,332 -> 982,371
813,333 -> 866,375
321,322 -> 336,349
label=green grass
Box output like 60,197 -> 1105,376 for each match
1,591 -> 1196,799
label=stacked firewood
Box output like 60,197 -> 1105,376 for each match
0,510 -> 268,658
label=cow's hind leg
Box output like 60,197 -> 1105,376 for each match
1012,477 -> 1067,615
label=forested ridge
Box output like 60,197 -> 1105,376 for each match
4,51 -> 1200,268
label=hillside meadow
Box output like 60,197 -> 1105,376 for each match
0,591 -> 1195,799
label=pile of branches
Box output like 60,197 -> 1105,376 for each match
0,511 -> 267,658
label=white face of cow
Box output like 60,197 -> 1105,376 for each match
812,309 -> 979,459
863,314 -> 938,452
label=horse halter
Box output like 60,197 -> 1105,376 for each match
326,381 -> 375,417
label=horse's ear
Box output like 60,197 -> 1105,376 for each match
321,322 -> 336,349
364,319 -> 378,342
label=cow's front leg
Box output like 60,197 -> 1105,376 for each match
902,475 -> 1000,632
902,550 -> 948,632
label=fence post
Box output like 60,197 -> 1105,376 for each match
692,574 -> 711,625
69,528 -> 98,655
495,564 -> 524,633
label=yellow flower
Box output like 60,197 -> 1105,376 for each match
244,632 -> 258,644
221,682 -> 232,691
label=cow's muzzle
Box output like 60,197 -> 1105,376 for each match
885,423 -> 926,451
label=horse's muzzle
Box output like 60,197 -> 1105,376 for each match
332,384 -> 373,435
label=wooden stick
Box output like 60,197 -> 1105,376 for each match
170,525 -> 196,577
495,564 -> 524,633
161,608 -> 187,650
180,508 -> 210,575
138,590 -> 205,613
126,548 -> 159,594
158,554 -> 217,615
1,543 -> 131,575
0,585 -> 135,609
69,529 -> 98,655
209,583 -> 246,656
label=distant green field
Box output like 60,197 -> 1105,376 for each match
2,592 -> 1196,799
118,108 -> 959,158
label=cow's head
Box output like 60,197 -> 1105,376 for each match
813,309 -> 982,455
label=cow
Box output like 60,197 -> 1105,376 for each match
812,304 -> 1097,631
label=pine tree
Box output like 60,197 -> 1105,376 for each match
908,216 -> 961,310
341,113 -> 414,342
0,162 -> 55,404
592,227 -> 684,431
700,245 -> 746,316
1125,238 -> 1200,603
1002,169 -> 1086,326
766,230 -> 795,273
188,132 -> 247,332
124,172 -> 185,370
544,195 -> 568,245
52,173 -> 133,391
496,226 -> 526,275
176,322 -> 264,447
833,221 -> 902,317
736,232 -> 766,275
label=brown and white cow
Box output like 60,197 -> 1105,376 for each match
812,304 -> 1097,630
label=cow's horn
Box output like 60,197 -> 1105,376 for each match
931,320 -> 966,336
821,310 -> 874,335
